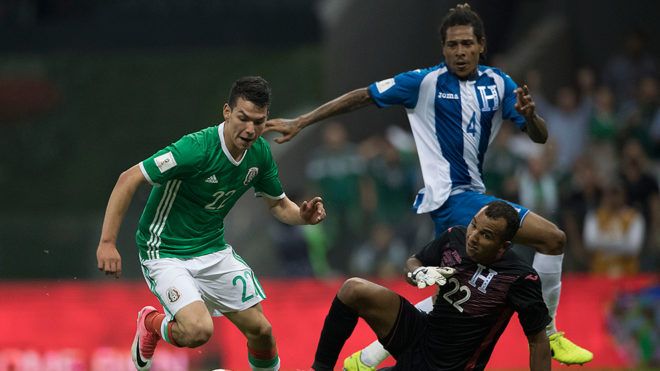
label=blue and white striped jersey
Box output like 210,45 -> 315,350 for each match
368,63 -> 527,214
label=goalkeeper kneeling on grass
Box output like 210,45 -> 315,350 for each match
311,201 -> 552,371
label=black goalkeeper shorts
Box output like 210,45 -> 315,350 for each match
378,295 -> 431,371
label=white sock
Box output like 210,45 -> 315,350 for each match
359,296 -> 435,367
359,340 -> 388,367
533,252 -> 563,336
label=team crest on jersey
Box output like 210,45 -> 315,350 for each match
243,167 -> 258,185
167,287 -> 181,303
469,264 -> 498,293
477,85 -> 500,112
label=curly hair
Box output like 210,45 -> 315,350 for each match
438,3 -> 486,47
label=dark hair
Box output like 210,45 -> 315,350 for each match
439,3 -> 486,47
484,201 -> 520,242
228,76 -> 271,109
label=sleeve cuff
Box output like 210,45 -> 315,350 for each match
255,191 -> 285,200
139,162 -> 156,185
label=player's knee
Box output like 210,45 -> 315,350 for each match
189,328 -> 213,347
246,321 -> 273,343
338,277 -> 371,307
181,319 -> 214,347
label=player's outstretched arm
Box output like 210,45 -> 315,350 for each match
97,164 -> 147,279
527,329 -> 551,371
264,87 -> 373,144
266,196 -> 326,225
515,84 -> 548,144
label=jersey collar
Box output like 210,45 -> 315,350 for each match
217,122 -> 246,166
443,62 -> 481,82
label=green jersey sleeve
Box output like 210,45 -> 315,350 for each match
140,133 -> 205,185
253,140 -> 284,199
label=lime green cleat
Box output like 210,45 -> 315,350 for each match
549,332 -> 594,365
343,351 -> 376,371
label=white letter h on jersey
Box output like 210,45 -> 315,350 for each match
469,264 -> 498,293
477,85 -> 499,112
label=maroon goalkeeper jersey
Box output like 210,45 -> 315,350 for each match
412,226 -> 551,370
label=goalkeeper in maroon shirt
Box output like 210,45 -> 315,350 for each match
311,201 -> 551,371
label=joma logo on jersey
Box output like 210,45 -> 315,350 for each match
243,167 -> 258,185
477,85 -> 499,112
438,92 -> 459,100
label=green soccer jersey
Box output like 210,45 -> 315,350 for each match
136,123 -> 284,260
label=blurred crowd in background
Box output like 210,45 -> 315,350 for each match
1,0 -> 658,280
271,30 -> 659,279
608,284 -> 660,366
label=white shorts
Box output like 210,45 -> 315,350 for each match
140,246 -> 266,319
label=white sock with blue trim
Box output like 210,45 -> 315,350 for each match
533,252 -> 563,336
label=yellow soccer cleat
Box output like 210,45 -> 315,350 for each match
343,351 -> 376,371
549,332 -> 594,365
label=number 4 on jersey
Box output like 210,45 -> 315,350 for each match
466,111 -> 478,136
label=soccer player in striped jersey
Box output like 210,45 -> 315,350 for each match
312,201 -> 551,371
96,76 -> 326,371
265,3 -> 592,367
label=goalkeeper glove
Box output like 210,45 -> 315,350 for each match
407,266 -> 456,289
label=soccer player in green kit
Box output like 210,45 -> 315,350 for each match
96,76 -> 326,371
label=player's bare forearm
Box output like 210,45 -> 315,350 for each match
515,85 -> 548,144
99,165 -> 146,245
265,88 -> 373,143
523,114 -> 548,144
299,88 -> 373,128
528,330 -> 551,371
97,164 -> 146,278
404,256 -> 423,285
267,196 -> 325,225
268,197 -> 305,225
